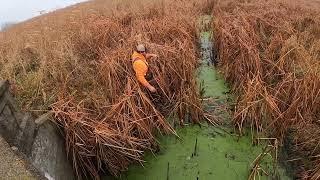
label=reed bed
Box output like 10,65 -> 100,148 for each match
51,14 -> 203,178
0,0 -> 212,179
212,0 -> 320,178
288,123 -> 320,179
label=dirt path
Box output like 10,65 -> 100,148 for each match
0,136 -> 35,179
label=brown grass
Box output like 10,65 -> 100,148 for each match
0,0 -> 213,179
3,0 -> 320,178
212,0 -> 320,178
288,123 -> 320,179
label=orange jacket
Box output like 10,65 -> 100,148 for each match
132,51 -> 151,88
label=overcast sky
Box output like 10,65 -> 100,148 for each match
0,0 -> 87,25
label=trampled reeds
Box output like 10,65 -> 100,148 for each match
51,13 -> 203,178
0,0 -> 212,179
212,0 -> 320,178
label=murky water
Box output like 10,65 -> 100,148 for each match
104,15 -> 290,180
111,124 -> 289,180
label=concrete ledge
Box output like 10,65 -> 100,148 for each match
0,80 -> 75,180
31,118 -> 74,180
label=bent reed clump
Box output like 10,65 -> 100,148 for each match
0,0 -> 213,179
212,0 -> 320,178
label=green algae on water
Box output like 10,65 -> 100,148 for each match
113,124 -> 289,180
103,15 -> 291,180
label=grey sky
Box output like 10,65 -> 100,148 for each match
0,0 -> 87,25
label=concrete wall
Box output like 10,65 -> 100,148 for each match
0,80 -> 75,180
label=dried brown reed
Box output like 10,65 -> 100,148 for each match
212,0 -> 320,178
287,123 -> 320,179
51,13 -> 204,178
0,0 -> 211,179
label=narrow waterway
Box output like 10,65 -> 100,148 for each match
105,15 -> 290,180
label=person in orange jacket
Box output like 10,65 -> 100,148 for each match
131,44 -> 158,92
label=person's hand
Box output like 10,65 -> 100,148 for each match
148,85 -> 157,93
